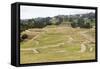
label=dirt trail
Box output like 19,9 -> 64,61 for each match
79,30 -> 94,52
80,43 -> 86,53
21,42 -> 65,52
79,30 -> 94,42
21,48 -> 39,54
21,42 -> 65,50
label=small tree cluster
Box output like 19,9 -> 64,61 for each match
71,18 -> 94,28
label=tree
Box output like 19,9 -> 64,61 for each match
45,17 -> 52,25
71,19 -> 78,28
77,18 -> 84,28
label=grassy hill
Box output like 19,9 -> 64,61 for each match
20,25 -> 95,64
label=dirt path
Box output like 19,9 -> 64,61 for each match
21,42 -> 65,50
79,30 -> 94,42
80,43 -> 86,53
79,30 -> 94,52
21,48 -> 39,54
21,42 -> 65,52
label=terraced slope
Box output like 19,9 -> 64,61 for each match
20,26 -> 95,64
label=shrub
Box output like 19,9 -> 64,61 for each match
84,22 -> 93,28
21,34 -> 28,40
71,19 -> 78,28
71,22 -> 78,28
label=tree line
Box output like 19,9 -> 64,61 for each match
20,12 -> 95,32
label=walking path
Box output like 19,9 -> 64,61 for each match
79,30 -> 94,52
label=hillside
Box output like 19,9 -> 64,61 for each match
20,25 -> 95,64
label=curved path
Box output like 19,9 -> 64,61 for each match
79,30 -> 94,52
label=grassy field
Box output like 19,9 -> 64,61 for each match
20,25 -> 95,64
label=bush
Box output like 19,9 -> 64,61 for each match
70,18 -> 93,28
71,22 -> 78,28
84,22 -> 93,28
71,19 -> 78,28
21,34 -> 28,40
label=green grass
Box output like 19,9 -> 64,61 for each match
20,25 -> 95,64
